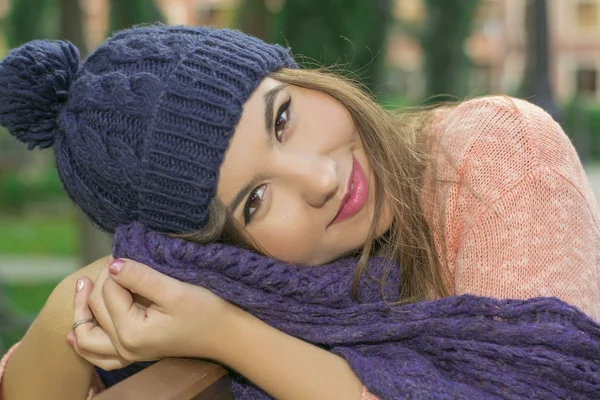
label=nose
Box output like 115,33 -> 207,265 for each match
278,154 -> 339,207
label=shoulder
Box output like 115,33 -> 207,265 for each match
435,95 -> 565,155
438,95 -> 577,167
431,96 -> 582,202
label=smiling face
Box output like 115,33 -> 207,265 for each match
216,77 -> 393,265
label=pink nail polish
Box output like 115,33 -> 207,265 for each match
76,278 -> 84,292
109,259 -> 125,275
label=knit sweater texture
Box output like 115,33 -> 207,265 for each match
0,26 -> 297,234
422,96 -> 600,321
97,220 -> 600,399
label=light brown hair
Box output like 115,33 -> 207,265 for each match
176,67 -> 451,304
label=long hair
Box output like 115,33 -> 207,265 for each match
175,67 -> 451,304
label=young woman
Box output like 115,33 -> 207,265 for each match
0,25 -> 598,399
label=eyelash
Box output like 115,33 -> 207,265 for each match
243,96 -> 292,225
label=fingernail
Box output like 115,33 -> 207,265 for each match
109,259 -> 125,275
76,278 -> 84,292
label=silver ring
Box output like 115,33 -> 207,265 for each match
72,319 -> 95,330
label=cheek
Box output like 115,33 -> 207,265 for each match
301,100 -> 355,148
249,205 -> 321,265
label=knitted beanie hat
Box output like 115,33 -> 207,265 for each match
0,25 -> 297,233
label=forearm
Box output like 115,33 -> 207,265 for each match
1,308 -> 93,399
1,257 -> 109,400
213,307 -> 363,400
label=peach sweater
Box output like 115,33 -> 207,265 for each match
364,95 -> 600,399
421,96 -> 599,321
1,97 -> 598,399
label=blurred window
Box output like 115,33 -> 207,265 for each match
576,0 -> 599,31
576,68 -> 598,95
393,0 -> 425,24
474,0 -> 502,37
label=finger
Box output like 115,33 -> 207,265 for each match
102,276 -> 138,330
72,276 -> 117,353
67,328 -> 121,358
93,255 -> 114,283
69,337 -> 130,371
88,267 -> 117,338
72,277 -> 96,336
108,258 -> 180,306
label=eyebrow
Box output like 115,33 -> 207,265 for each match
227,85 -> 286,214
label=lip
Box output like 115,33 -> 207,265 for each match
329,158 -> 369,226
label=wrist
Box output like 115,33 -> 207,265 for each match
204,302 -> 252,365
199,304 -> 364,400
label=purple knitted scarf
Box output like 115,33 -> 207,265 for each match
98,222 -> 600,399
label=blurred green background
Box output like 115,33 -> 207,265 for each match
1,0 -> 600,352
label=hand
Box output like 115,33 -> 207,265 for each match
67,258 -> 236,370
67,265 -> 132,371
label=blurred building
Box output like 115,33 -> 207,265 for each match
1,0 -> 599,104
389,0 -> 600,103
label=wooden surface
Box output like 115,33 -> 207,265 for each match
94,358 -> 232,400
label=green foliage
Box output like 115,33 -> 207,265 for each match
5,0 -> 59,47
0,169 -> 65,212
271,0 -> 392,95
0,216 -> 78,255
109,0 -> 165,34
420,0 -> 481,104
1,281 -> 60,351
4,281 -> 58,314
562,99 -> 600,161
234,0 -> 272,40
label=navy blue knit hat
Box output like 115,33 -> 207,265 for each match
0,25 -> 297,233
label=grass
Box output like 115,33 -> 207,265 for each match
3,281 -> 59,315
0,281 -> 60,350
0,214 -> 76,349
0,215 -> 78,256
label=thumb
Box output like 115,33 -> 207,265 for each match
108,258 -> 179,305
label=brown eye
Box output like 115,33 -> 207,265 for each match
248,191 -> 261,209
275,111 -> 288,137
273,97 -> 291,142
243,184 -> 266,225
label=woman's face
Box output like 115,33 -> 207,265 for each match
217,77 -> 392,265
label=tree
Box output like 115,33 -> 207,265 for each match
419,0 -> 480,103
235,0 -> 272,41
109,0 -> 164,34
59,0 -> 86,52
5,0 -> 57,47
272,0 -> 393,95
520,0 -> 559,120
57,0 -> 114,265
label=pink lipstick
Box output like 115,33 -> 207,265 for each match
330,158 -> 369,226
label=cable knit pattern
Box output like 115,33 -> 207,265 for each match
421,96 -> 600,321
0,25 -> 297,234
90,221 -> 600,399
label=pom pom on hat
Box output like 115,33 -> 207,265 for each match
0,26 -> 296,234
0,40 -> 80,150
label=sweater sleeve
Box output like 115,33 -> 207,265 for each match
361,385 -> 381,399
427,96 -> 600,321
0,342 -> 105,399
